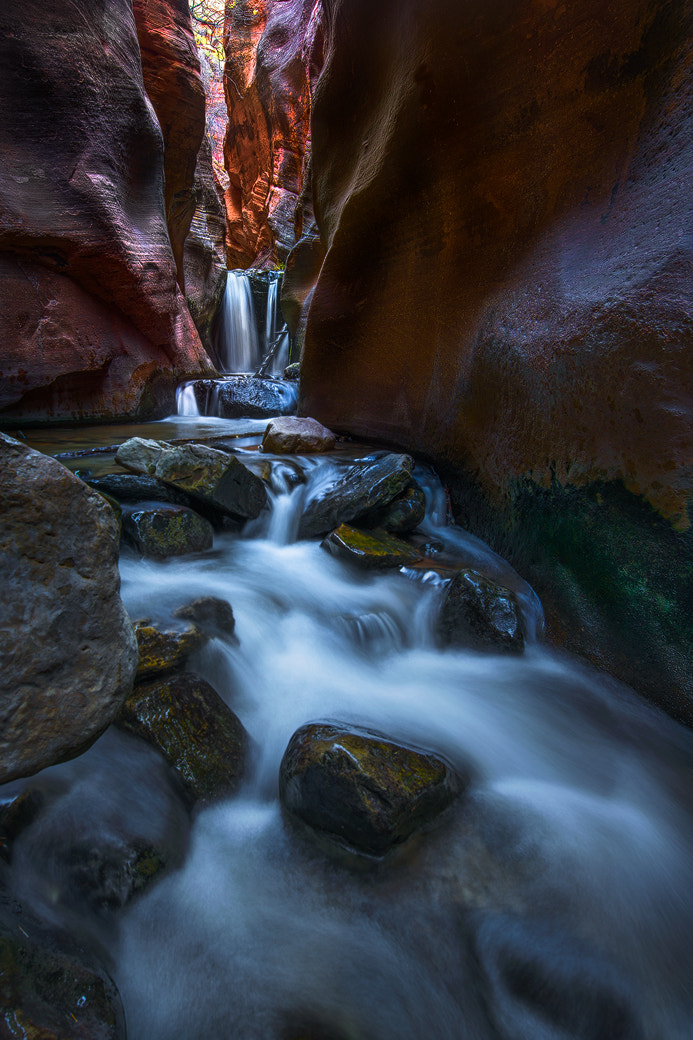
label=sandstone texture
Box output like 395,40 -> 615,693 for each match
0,434 -> 138,783
299,0 -> 693,720
279,722 -> 463,856
223,0 -> 321,266
0,0 -> 214,426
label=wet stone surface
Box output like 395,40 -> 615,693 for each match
117,673 -> 249,805
122,505 -> 214,558
436,569 -> 526,654
279,722 -> 465,856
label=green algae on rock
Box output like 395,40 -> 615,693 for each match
279,722 -> 464,856
133,620 -> 207,681
122,505 -> 214,558
117,673 -> 249,804
322,524 -> 423,570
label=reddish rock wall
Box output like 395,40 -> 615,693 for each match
0,0 -> 214,425
133,0 -> 207,292
300,0 -> 693,719
223,0 -> 320,267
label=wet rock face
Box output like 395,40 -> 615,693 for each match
298,453 -> 415,539
261,415 -> 336,454
437,570 -> 526,655
0,435 -> 138,783
118,674 -> 249,805
116,437 -> 268,519
300,0 -> 693,717
279,722 -> 463,856
223,0 -> 321,266
122,505 -> 214,558
0,0 -> 214,426
322,524 -> 423,570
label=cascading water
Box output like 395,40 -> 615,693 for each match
215,269 -> 287,376
5,420 -> 693,1040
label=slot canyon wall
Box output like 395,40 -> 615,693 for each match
297,0 -> 693,721
0,0 -> 217,425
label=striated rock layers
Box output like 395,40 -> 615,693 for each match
0,0 -> 215,426
223,0 -> 322,266
299,0 -> 693,721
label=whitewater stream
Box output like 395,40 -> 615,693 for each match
6,411 -> 693,1040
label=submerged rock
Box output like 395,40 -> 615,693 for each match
122,505 -> 214,558
0,789 -> 45,864
262,415 -> 336,454
173,596 -> 238,643
133,620 -> 207,681
322,524 -> 423,569
298,454 -> 415,539
437,569 -> 525,654
116,437 -> 267,519
0,897 -> 125,1039
0,434 -> 138,784
279,722 -> 463,856
117,674 -> 249,804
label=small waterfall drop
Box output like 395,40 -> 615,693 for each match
217,270 -> 260,373
175,382 -> 200,416
215,269 -> 288,376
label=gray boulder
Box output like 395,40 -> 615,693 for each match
261,416 -> 336,454
0,434 -> 138,783
116,437 -> 267,520
122,505 -> 214,558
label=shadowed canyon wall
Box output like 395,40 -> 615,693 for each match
299,0 -> 693,720
223,0 -> 320,267
0,0 -> 215,425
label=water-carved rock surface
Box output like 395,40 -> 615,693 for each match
0,0 -> 214,425
0,434 -> 138,783
222,0 -> 321,266
118,674 -> 249,804
279,722 -> 463,856
299,0 -> 693,718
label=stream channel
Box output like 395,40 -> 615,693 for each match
4,403 -> 693,1040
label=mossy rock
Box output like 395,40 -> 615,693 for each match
322,524 -> 423,569
133,620 -> 207,681
117,674 -> 249,805
436,569 -> 525,654
122,505 -> 213,558
279,722 -> 464,856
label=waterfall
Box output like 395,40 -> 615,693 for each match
175,382 -> 200,416
216,270 -> 260,373
215,269 -> 288,375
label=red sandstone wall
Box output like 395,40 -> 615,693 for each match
223,0 -> 320,267
0,0 -> 214,424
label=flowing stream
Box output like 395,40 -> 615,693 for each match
6,416 -> 693,1040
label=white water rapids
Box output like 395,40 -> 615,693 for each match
5,418 -> 693,1040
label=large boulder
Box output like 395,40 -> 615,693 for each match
261,415 -> 336,454
436,570 -> 526,655
116,437 -> 268,519
0,435 -> 138,783
279,722 -> 463,856
299,0 -> 693,720
0,0 -> 214,426
122,505 -> 214,558
191,376 -> 299,418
